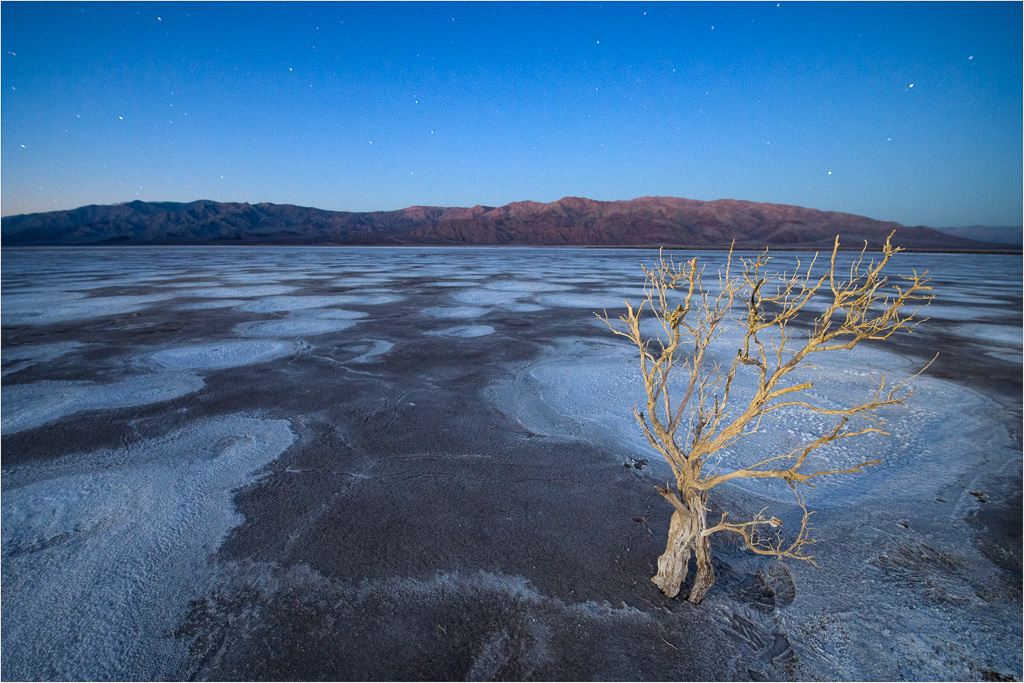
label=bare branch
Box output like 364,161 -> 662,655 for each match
703,491 -> 821,566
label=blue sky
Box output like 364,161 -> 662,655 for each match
2,1 -> 1021,226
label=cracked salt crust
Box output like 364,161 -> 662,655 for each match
347,340 -> 395,363
481,280 -> 574,292
422,306 -> 489,319
953,323 -> 1023,347
186,285 -> 297,298
430,325 -> 495,338
536,292 -> 635,309
1,374 -> 206,434
179,299 -> 246,310
234,318 -> 361,337
453,289 -> 526,306
139,340 -> 300,371
236,295 -> 366,313
491,337 -> 1015,508
2,293 -> 176,326
1,341 -> 84,377
0,416 -> 296,681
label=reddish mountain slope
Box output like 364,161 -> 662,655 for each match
407,196 -> 960,249
0,196 -> 1005,251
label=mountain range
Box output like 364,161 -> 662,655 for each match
933,224 -> 1022,246
1,196 -> 1016,251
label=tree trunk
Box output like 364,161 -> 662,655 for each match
688,527 -> 715,604
651,492 -> 715,603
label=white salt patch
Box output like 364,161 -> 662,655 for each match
348,340 -> 394,363
1,374 -> 205,433
140,340 -> 299,371
236,295 -> 362,313
187,285 -> 297,298
488,339 -> 653,469
164,281 -> 224,288
601,287 -> 651,299
591,312 -> 699,342
64,277 -> 176,291
423,306 -> 489,319
309,309 -> 368,320
234,318 -> 360,337
1,342 -> 84,363
453,289 -> 524,306
58,280 -> 120,291
482,280 -> 574,292
1,342 -> 84,377
3,291 -> 86,308
798,298 -> 996,323
332,276 -> 398,287
340,293 -> 405,305
536,293 -> 633,310
334,264 -> 381,272
0,416 -> 295,681
178,299 -> 246,310
2,294 -> 175,326
490,337 -> 1007,508
219,273 -> 288,284
904,303 -> 999,321
133,271 -> 192,281
430,325 -> 495,338
953,323 -> 1022,347
506,303 -> 547,313
547,277 -> 610,285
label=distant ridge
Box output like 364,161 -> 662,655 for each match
1,196 -> 1013,252
933,224 -> 1022,247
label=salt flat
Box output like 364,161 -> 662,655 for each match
1,246 -> 1021,681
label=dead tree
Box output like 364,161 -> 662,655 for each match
598,233 -> 933,604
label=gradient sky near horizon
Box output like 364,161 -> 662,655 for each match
2,2 -> 1021,227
